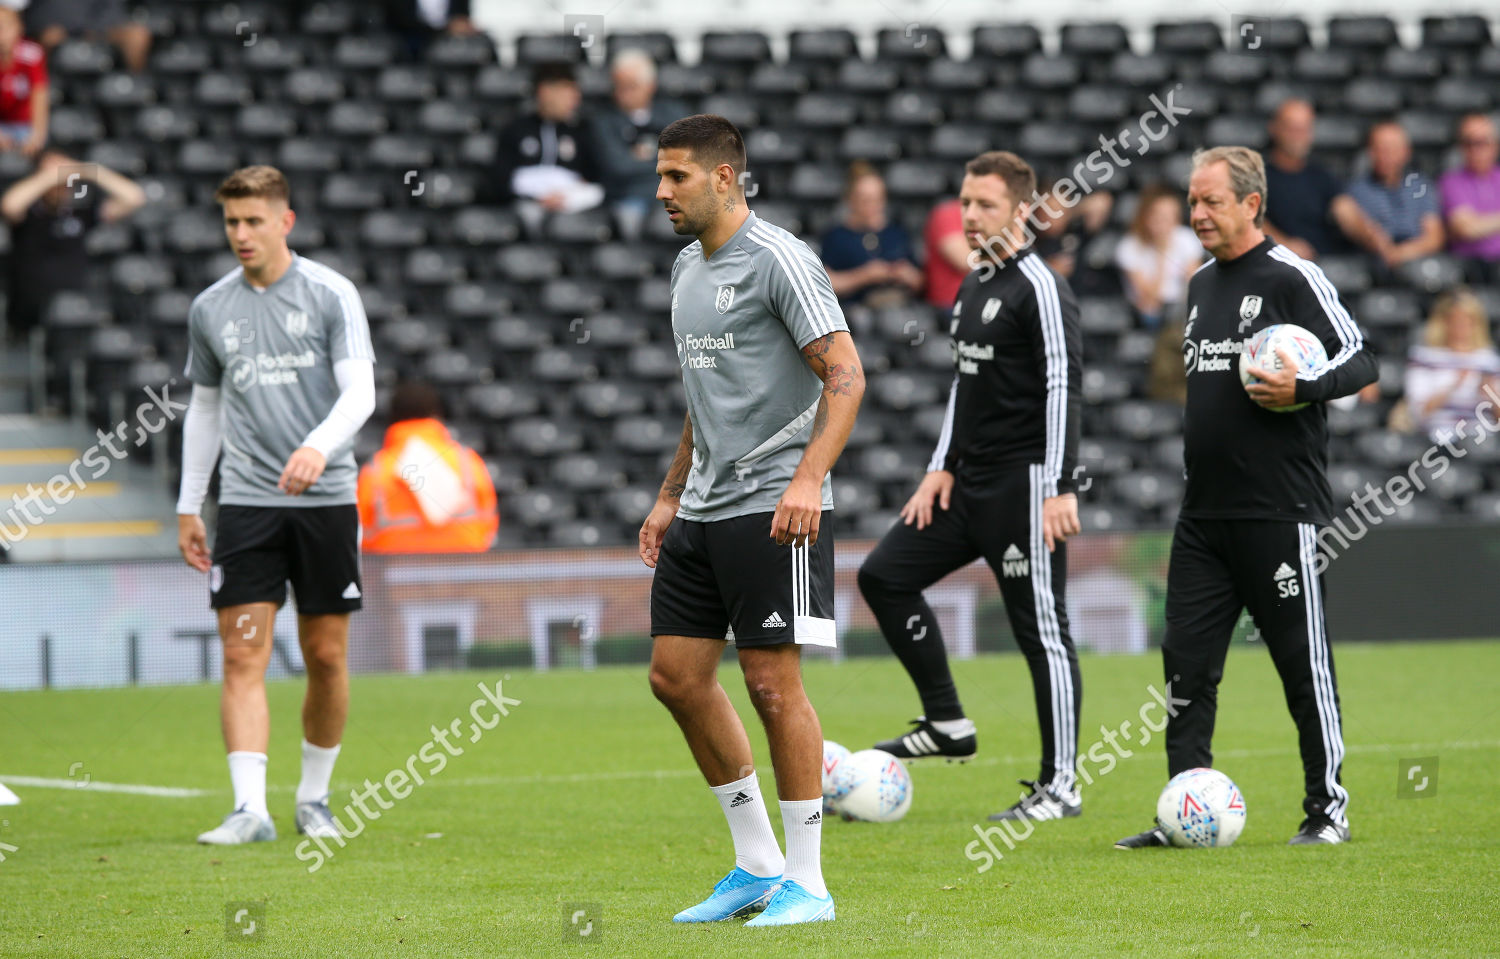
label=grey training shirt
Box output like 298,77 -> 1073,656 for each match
670,212 -> 850,521
184,254 -> 375,507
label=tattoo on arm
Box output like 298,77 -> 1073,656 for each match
809,396 -> 829,442
802,334 -> 861,397
660,414 -> 693,501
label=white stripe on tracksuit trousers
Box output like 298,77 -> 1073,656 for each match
1029,464 -> 1078,794
1298,522 -> 1350,824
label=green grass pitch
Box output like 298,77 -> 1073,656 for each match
1,640 -> 1496,958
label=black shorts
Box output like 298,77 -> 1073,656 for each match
650,511 -> 836,649
210,504 -> 362,614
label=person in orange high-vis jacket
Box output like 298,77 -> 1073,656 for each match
357,381 -> 498,553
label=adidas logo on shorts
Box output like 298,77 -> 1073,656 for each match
762,611 -> 786,628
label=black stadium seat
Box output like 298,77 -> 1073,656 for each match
26,13 -> 1493,547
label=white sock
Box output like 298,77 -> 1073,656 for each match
296,739 -> 341,805
710,773 -> 784,878
931,717 -> 976,738
227,751 -> 269,819
779,798 -> 827,898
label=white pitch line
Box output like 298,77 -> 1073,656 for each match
0,776 -> 208,798
7,739 -> 1491,798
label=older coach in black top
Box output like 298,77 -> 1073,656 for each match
1115,146 -> 1377,850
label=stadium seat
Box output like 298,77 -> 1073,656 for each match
236,103 -> 296,139
1059,22 -> 1129,56
1111,470 -> 1184,510
150,38 -> 213,75
405,249 -> 467,286
1108,52 -> 1173,90
505,489 -> 579,528
284,68 -> 346,105
699,94 -> 760,130
572,381 -> 649,419
928,124 -> 992,161
884,161 -> 949,200
360,211 -> 427,249
243,37 -> 306,73
702,31 -> 772,65
1355,430 -> 1431,468
1078,503 -> 1138,532
973,88 -> 1038,124
590,246 -> 658,283
1421,15 -> 1491,51
1203,50 -> 1269,86
655,62 -> 718,99
1067,86 -> 1132,124
924,57 -> 988,93
515,32 -> 585,65
1082,366 -> 1133,405
838,126 -> 902,161
1394,255 -> 1466,294
1020,53 -> 1081,90
52,39 -> 114,77
1342,78 -> 1403,115
1317,256 -> 1372,296
971,24 -> 1042,61
425,34 -> 495,68
1111,400 -> 1182,440
532,346 -> 600,384
612,415 -> 680,454
885,90 -> 946,127
1357,289 -> 1422,331
194,71 -> 254,107
110,256 -> 175,295
1204,115 -> 1269,150
877,25 -> 947,60
321,171 -> 387,207
1152,20 -> 1222,55
448,208 -> 521,247
486,318 -> 552,357
1327,16 -> 1399,53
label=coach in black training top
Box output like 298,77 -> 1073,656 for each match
1116,146 -> 1377,851
859,151 -> 1085,824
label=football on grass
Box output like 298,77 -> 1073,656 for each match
821,740 -> 852,815
832,748 -> 913,823
1156,767 -> 1247,848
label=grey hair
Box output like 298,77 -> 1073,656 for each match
611,48 -> 657,83
1191,145 -> 1267,226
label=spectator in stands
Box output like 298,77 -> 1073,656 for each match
1,150 -> 144,342
1347,120 -> 1446,270
1262,98 -> 1374,260
1402,288 -> 1500,444
25,0 -> 151,73
0,6 -> 47,155
1440,113 -> 1500,284
493,61 -> 605,236
1034,185 -> 1118,298
1114,184 -> 1203,329
822,161 -> 923,308
921,197 -> 967,309
381,0 -> 479,61
358,381 -> 498,554
593,48 -> 689,240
